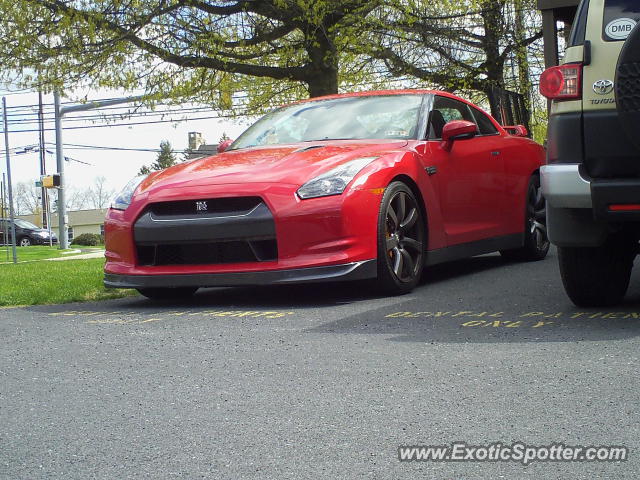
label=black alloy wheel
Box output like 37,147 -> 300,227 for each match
501,174 -> 549,261
376,181 -> 425,294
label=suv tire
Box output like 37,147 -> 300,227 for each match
558,236 -> 637,307
616,22 -> 640,150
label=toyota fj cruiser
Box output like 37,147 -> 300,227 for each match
540,0 -> 640,306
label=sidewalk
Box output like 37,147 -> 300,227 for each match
46,250 -> 105,261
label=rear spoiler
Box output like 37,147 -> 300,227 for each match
502,125 -> 529,137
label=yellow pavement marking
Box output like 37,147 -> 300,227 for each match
47,309 -> 296,325
385,310 -> 640,328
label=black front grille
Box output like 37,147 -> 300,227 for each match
134,196 -> 278,267
137,239 -> 277,266
149,197 -> 262,217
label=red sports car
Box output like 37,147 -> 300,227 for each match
104,90 -> 548,299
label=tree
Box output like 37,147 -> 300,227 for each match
87,176 -> 115,209
139,141 -> 179,175
66,186 -> 90,211
13,181 -> 40,215
0,0 -> 382,109
371,0 -> 543,119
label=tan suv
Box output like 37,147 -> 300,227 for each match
540,0 -> 640,306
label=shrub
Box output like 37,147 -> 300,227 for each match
71,233 -> 103,246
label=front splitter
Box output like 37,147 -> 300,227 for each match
104,259 -> 377,289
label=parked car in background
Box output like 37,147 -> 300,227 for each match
0,218 -> 58,246
540,0 -> 640,306
104,89 -> 548,300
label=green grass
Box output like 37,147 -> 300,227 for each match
0,245 -> 97,263
0,258 -> 137,306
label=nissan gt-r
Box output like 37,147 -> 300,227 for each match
104,90 -> 548,299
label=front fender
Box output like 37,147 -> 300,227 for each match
352,151 -> 446,250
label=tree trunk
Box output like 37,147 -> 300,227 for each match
481,0 -> 506,120
305,26 -> 339,97
513,0 -> 532,127
306,68 -> 339,97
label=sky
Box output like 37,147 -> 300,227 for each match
0,88 -> 257,202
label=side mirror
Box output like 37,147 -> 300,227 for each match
441,120 -> 477,151
503,125 -> 529,137
217,139 -> 234,153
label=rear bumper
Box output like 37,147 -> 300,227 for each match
591,178 -> 640,221
540,164 -> 592,208
104,259 -> 377,289
542,164 -> 640,246
541,164 -> 640,220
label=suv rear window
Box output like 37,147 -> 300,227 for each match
603,0 -> 640,42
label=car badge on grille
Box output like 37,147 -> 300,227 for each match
593,80 -> 614,95
195,201 -> 208,213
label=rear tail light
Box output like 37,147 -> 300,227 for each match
539,64 -> 583,100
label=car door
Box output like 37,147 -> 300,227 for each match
424,95 -> 506,246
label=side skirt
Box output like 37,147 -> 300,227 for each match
425,233 -> 523,266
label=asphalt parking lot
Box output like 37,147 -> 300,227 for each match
2,247 -> 640,479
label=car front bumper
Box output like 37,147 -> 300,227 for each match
33,236 -> 58,245
104,259 -> 377,289
104,181 -> 384,283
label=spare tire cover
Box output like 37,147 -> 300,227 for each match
616,21 -> 640,151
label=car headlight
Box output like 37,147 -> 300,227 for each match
37,231 -> 49,237
110,175 -> 148,210
297,157 -> 378,199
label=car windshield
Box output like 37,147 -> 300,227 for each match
229,94 -> 425,150
14,219 -> 39,229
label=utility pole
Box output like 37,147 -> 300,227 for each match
53,91 -> 67,249
38,91 -> 48,229
53,92 -> 144,250
2,97 -> 18,263
1,174 -> 8,262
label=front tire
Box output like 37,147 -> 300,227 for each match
501,174 -> 549,261
376,181 -> 425,295
137,287 -> 199,300
18,237 -> 32,247
558,236 -> 637,307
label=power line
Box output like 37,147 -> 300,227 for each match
1,113 -> 249,134
58,143 -> 166,152
4,106 -> 222,124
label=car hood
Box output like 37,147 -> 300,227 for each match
139,140 -> 408,192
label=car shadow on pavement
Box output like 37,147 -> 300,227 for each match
307,255 -> 640,344
112,253 -> 514,310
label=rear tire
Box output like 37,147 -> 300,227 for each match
137,287 -> 199,300
500,174 -> 549,261
376,181 -> 425,295
558,236 -> 637,307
